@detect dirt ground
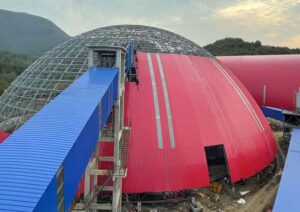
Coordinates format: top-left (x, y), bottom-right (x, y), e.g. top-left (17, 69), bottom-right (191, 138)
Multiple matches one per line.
top-left (124, 166), bottom-right (282, 212)
top-left (188, 165), bottom-right (280, 212)
top-left (223, 175), bottom-right (280, 212)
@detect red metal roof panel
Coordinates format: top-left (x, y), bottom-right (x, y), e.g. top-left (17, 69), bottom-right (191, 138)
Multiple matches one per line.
top-left (218, 55), bottom-right (300, 110)
top-left (121, 52), bottom-right (276, 193)
top-left (0, 131), bottom-right (9, 144)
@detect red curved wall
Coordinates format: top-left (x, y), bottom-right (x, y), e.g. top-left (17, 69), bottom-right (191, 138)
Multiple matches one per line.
top-left (217, 55), bottom-right (300, 110)
top-left (120, 52), bottom-right (276, 193)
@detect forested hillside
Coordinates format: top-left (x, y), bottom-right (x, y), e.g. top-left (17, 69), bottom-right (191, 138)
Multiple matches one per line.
top-left (0, 9), bottom-right (70, 95)
top-left (204, 38), bottom-right (300, 56)
top-left (0, 51), bottom-right (32, 94)
top-left (0, 9), bottom-right (70, 56)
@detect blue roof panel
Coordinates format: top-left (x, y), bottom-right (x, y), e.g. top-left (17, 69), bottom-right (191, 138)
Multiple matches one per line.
top-left (273, 129), bottom-right (300, 211)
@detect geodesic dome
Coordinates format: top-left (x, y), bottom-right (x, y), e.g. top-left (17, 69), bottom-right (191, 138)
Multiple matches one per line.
top-left (0, 25), bottom-right (211, 131)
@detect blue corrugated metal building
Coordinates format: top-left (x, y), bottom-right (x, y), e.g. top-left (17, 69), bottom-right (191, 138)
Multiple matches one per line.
top-left (0, 67), bottom-right (118, 211)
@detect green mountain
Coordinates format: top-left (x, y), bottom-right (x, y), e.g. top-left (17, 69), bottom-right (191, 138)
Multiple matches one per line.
top-left (204, 38), bottom-right (300, 56)
top-left (0, 9), bottom-right (70, 57)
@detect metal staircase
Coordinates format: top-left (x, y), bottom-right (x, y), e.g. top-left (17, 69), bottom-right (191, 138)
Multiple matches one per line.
top-left (121, 126), bottom-right (131, 170)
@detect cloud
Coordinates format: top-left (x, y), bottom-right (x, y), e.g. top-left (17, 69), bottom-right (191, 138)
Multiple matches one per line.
top-left (282, 34), bottom-right (300, 48)
top-left (265, 32), bottom-right (278, 38)
top-left (0, 0), bottom-right (299, 48)
top-left (33, 0), bottom-right (190, 36)
top-left (216, 0), bottom-right (300, 27)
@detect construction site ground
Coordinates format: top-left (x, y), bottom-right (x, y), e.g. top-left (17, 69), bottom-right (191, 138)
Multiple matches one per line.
top-left (123, 121), bottom-right (288, 212)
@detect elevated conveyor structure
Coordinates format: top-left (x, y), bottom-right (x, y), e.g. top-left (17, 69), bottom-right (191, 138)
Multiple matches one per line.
top-left (0, 67), bottom-right (119, 211)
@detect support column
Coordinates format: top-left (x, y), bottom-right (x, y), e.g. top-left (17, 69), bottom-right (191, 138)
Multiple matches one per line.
top-left (112, 48), bottom-right (125, 212)
top-left (263, 84), bottom-right (267, 106)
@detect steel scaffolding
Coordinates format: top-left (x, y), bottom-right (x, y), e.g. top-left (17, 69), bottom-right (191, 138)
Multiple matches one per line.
top-left (72, 46), bottom-right (128, 212)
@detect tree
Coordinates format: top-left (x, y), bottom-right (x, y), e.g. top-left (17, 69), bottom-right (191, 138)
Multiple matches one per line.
top-left (0, 51), bottom-right (32, 94)
top-left (204, 38), bottom-right (300, 56)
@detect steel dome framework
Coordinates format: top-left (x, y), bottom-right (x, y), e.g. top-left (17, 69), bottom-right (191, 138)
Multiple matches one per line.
top-left (0, 25), bottom-right (211, 131)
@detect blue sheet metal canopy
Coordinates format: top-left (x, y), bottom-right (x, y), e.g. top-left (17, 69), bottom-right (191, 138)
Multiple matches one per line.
top-left (0, 67), bottom-right (118, 211)
top-left (261, 106), bottom-right (284, 121)
top-left (273, 129), bottom-right (300, 211)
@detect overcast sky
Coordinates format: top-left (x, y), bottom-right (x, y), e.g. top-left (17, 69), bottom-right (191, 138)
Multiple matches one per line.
top-left (0, 0), bottom-right (299, 48)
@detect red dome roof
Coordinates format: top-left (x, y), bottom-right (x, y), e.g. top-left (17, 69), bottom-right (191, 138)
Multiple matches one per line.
top-left (119, 52), bottom-right (276, 193)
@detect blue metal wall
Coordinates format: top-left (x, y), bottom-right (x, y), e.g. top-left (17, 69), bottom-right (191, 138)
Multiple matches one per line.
top-left (0, 67), bottom-right (118, 211)
top-left (34, 177), bottom-right (58, 212)
top-left (125, 44), bottom-right (134, 74)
